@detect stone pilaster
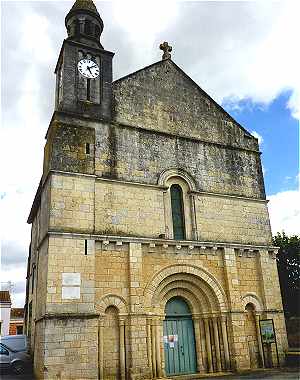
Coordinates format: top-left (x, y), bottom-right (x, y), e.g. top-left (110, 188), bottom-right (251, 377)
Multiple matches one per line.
top-left (223, 247), bottom-right (250, 370)
top-left (128, 243), bottom-right (151, 379)
top-left (257, 249), bottom-right (288, 365)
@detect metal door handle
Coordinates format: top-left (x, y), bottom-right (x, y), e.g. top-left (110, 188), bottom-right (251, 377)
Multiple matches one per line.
top-left (180, 345), bottom-right (184, 355)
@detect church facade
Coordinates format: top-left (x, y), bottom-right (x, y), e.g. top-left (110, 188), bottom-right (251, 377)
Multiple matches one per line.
top-left (25, 1), bottom-right (288, 379)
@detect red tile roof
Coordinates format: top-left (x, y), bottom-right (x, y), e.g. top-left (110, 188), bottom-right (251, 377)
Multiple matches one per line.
top-left (0, 291), bottom-right (11, 304)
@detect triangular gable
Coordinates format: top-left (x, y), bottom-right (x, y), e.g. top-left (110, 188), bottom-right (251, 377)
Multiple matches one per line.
top-left (113, 59), bottom-right (258, 151)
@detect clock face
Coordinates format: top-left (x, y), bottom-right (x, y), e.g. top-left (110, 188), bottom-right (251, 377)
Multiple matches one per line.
top-left (77, 59), bottom-right (100, 79)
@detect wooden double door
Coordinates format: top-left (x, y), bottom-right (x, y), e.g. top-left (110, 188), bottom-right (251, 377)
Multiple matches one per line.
top-left (163, 297), bottom-right (197, 376)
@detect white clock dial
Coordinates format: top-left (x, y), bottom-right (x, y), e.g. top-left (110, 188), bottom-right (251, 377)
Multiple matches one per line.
top-left (77, 59), bottom-right (100, 79)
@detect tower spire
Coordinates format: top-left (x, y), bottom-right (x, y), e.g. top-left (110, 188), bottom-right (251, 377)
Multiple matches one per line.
top-left (65, 0), bottom-right (104, 49)
top-left (70, 0), bottom-right (99, 15)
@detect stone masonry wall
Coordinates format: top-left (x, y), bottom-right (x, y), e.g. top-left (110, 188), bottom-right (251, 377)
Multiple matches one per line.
top-left (113, 60), bottom-right (258, 152)
top-left (95, 242), bottom-right (129, 302)
top-left (95, 181), bottom-right (165, 237)
top-left (42, 317), bottom-right (98, 380)
top-left (195, 195), bottom-right (272, 245)
top-left (46, 236), bottom-right (95, 315)
top-left (49, 173), bottom-right (271, 245)
top-left (50, 174), bottom-right (94, 233)
top-left (94, 123), bottom-right (265, 199)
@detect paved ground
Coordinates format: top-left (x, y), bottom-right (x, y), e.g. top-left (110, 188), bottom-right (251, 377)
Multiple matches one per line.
top-left (188, 368), bottom-right (300, 380)
top-left (0, 369), bottom-right (34, 380)
top-left (0, 368), bottom-right (299, 380)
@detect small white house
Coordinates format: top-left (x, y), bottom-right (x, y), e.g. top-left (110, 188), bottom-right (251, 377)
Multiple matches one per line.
top-left (0, 291), bottom-right (11, 336)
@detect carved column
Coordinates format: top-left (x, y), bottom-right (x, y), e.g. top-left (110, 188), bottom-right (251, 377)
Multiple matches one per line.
top-left (151, 320), bottom-right (157, 378)
top-left (119, 318), bottom-right (126, 380)
top-left (147, 317), bottom-right (153, 378)
top-left (213, 317), bottom-right (222, 372)
top-left (255, 314), bottom-right (265, 368)
top-left (220, 315), bottom-right (230, 370)
top-left (193, 317), bottom-right (205, 372)
top-left (204, 317), bottom-right (213, 373)
top-left (155, 318), bottom-right (163, 378)
top-left (162, 191), bottom-right (170, 239)
top-left (199, 318), bottom-right (208, 372)
top-left (98, 317), bottom-right (104, 380)
top-left (189, 193), bottom-right (198, 240)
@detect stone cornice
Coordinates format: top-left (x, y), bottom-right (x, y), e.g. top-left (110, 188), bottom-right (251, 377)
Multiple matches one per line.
top-left (44, 230), bottom-right (278, 253)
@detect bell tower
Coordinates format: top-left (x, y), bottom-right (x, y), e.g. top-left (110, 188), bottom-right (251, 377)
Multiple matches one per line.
top-left (55, 0), bottom-right (114, 120)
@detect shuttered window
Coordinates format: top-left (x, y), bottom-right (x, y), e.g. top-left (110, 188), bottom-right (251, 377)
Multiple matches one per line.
top-left (170, 184), bottom-right (185, 240)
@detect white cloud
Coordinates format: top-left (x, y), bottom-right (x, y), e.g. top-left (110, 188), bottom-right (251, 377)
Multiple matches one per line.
top-left (268, 190), bottom-right (300, 236)
top-left (251, 131), bottom-right (263, 146)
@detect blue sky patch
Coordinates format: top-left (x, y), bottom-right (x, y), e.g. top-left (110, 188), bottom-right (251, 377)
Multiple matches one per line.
top-left (223, 92), bottom-right (299, 196)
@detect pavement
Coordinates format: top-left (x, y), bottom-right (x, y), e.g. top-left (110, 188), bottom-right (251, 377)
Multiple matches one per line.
top-left (0, 368), bottom-right (299, 380)
top-left (186, 368), bottom-right (300, 380)
top-left (0, 369), bottom-right (34, 380)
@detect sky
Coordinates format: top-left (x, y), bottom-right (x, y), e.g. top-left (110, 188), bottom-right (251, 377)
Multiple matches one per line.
top-left (1, 0), bottom-right (299, 307)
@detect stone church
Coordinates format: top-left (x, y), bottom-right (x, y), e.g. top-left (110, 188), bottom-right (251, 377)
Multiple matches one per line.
top-left (25, 0), bottom-right (288, 379)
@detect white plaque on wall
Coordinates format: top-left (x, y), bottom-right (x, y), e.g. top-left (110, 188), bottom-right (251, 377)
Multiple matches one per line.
top-left (62, 273), bottom-right (81, 286)
top-left (62, 286), bottom-right (80, 299)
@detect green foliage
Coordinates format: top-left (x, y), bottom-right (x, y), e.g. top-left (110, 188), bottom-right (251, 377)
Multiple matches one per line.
top-left (273, 232), bottom-right (300, 317)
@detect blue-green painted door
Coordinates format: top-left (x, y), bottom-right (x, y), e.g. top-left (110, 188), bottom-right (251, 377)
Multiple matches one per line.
top-left (163, 297), bottom-right (197, 376)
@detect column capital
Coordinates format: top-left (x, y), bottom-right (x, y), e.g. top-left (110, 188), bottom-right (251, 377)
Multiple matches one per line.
top-left (255, 313), bottom-right (263, 321)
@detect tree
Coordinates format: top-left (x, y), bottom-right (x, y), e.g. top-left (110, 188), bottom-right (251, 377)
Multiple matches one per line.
top-left (273, 232), bottom-right (300, 317)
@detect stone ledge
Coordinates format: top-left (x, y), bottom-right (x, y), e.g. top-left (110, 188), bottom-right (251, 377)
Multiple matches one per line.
top-left (46, 230), bottom-right (279, 252)
top-left (35, 312), bottom-right (99, 322)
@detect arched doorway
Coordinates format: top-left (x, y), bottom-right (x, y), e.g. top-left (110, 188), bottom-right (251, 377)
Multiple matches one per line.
top-left (163, 297), bottom-right (197, 376)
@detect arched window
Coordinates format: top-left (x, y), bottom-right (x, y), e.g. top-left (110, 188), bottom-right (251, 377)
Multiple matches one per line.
top-left (74, 20), bottom-right (80, 36)
top-left (95, 25), bottom-right (101, 38)
top-left (170, 184), bottom-right (185, 240)
top-left (84, 20), bottom-right (92, 35)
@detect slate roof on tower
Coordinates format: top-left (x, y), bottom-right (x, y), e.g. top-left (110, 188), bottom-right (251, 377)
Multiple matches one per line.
top-left (70, 0), bottom-right (98, 13)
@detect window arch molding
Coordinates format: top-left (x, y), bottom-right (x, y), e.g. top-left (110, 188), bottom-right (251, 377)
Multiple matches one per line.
top-left (158, 168), bottom-right (197, 191)
top-left (158, 169), bottom-right (198, 240)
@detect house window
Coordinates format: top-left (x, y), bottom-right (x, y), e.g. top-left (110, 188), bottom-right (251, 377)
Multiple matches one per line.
top-left (170, 184), bottom-right (185, 240)
top-left (16, 325), bottom-right (23, 335)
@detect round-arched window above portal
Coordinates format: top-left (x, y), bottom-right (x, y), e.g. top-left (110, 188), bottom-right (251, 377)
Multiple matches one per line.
top-left (165, 297), bottom-right (192, 317)
top-left (170, 184), bottom-right (185, 240)
top-left (245, 303), bottom-right (255, 312)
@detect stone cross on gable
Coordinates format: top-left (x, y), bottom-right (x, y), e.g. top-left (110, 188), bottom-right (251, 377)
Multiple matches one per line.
top-left (159, 41), bottom-right (172, 60)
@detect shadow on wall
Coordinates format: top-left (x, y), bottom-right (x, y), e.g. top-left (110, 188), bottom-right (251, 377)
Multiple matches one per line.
top-left (286, 317), bottom-right (300, 348)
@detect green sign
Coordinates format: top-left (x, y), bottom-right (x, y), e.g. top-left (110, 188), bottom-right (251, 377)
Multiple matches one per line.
top-left (259, 319), bottom-right (275, 344)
